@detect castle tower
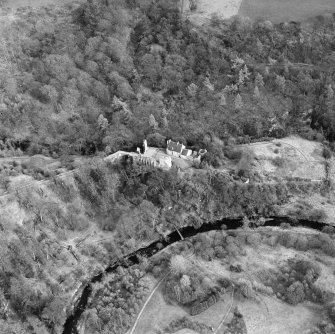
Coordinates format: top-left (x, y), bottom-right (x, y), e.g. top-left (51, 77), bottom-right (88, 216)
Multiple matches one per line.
top-left (143, 139), bottom-right (148, 153)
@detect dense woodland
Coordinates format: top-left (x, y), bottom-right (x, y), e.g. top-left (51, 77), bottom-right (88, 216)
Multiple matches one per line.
top-left (75, 159), bottom-right (327, 246)
top-left (0, 0), bottom-right (335, 160)
top-left (0, 151), bottom-right (327, 333)
top-left (0, 0), bottom-right (335, 333)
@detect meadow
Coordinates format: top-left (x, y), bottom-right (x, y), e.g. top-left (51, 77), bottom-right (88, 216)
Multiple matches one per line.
top-left (238, 0), bottom-right (335, 23)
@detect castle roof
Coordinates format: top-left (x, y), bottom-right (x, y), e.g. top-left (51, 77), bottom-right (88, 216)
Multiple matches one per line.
top-left (167, 141), bottom-right (183, 154)
top-left (181, 149), bottom-right (189, 156)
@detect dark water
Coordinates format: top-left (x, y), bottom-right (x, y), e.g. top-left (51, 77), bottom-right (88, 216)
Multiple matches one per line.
top-left (62, 216), bottom-right (328, 334)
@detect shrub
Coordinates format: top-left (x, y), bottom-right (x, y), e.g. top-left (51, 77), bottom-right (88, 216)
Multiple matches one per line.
top-left (14, 165), bottom-right (23, 173)
top-left (49, 177), bottom-right (77, 203)
top-left (323, 147), bottom-right (332, 159)
top-left (308, 209), bottom-right (327, 222)
top-left (295, 236), bottom-right (308, 251)
top-left (224, 146), bottom-right (242, 161)
top-left (322, 226), bottom-right (335, 235)
top-left (12, 160), bottom-right (20, 167)
top-left (328, 302), bottom-right (335, 324)
top-left (272, 156), bottom-right (285, 167)
top-left (246, 233), bottom-right (261, 246)
top-left (0, 175), bottom-right (10, 190)
top-left (189, 0), bottom-right (198, 11)
top-left (147, 133), bottom-right (166, 148)
top-left (67, 212), bottom-right (90, 231)
top-left (152, 265), bottom-right (164, 278)
top-left (35, 173), bottom-right (45, 180)
top-left (319, 235), bottom-right (335, 256)
top-left (280, 223), bottom-right (292, 229)
top-left (285, 281), bottom-right (305, 305)
top-left (236, 150), bottom-right (255, 178)
top-left (162, 317), bottom-right (212, 334)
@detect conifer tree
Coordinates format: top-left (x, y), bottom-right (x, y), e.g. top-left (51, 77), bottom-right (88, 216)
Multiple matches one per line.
top-left (187, 83), bottom-right (198, 97)
top-left (253, 85), bottom-right (260, 99)
top-left (220, 93), bottom-right (227, 106)
top-left (327, 84), bottom-right (334, 100)
top-left (180, 274), bottom-right (191, 288)
top-left (256, 38), bottom-right (263, 54)
top-left (234, 93), bottom-right (243, 110)
top-left (275, 75), bottom-right (286, 93)
top-left (255, 73), bottom-right (264, 87)
top-left (149, 114), bottom-right (158, 129)
top-left (98, 114), bottom-right (108, 130)
top-left (326, 84), bottom-right (334, 110)
top-left (161, 116), bottom-right (168, 129)
top-left (204, 77), bottom-right (214, 91)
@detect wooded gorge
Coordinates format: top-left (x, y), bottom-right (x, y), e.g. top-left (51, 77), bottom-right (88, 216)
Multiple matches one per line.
top-left (0, 0), bottom-right (335, 161)
top-left (0, 0), bottom-right (335, 333)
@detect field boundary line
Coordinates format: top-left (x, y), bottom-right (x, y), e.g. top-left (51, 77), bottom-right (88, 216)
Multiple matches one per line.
top-left (128, 272), bottom-right (169, 334)
top-left (214, 288), bottom-right (235, 334)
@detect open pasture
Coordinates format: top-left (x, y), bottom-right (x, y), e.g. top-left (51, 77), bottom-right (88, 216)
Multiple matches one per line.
top-left (238, 0), bottom-right (335, 23)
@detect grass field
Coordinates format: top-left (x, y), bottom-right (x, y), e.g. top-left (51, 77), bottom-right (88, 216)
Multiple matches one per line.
top-left (239, 296), bottom-right (323, 334)
top-left (200, 240), bottom-right (330, 334)
top-left (238, 136), bottom-right (326, 181)
top-left (132, 286), bottom-right (232, 334)
top-left (183, 0), bottom-right (243, 25)
top-left (130, 235), bottom-right (333, 334)
top-left (238, 0), bottom-right (335, 23)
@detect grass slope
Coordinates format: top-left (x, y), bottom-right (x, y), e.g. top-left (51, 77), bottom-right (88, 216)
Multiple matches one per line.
top-left (238, 0), bottom-right (335, 23)
top-left (184, 0), bottom-right (243, 25)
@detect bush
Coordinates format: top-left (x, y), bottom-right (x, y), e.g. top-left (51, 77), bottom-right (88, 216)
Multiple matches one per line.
top-left (67, 212), bottom-right (90, 231)
top-left (12, 160), bottom-right (20, 167)
top-left (323, 146), bottom-right (332, 159)
top-left (189, 0), bottom-right (198, 11)
top-left (224, 146), bottom-right (242, 161)
top-left (162, 317), bottom-right (212, 334)
top-left (147, 133), bottom-right (166, 148)
top-left (285, 281), bottom-right (305, 305)
top-left (322, 226), bottom-right (335, 235)
top-left (0, 175), bottom-right (10, 190)
top-left (308, 209), bottom-right (327, 222)
top-left (236, 151), bottom-right (255, 178)
top-left (202, 143), bottom-right (225, 168)
top-left (272, 156), bottom-right (285, 167)
top-left (328, 302), bottom-right (335, 324)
